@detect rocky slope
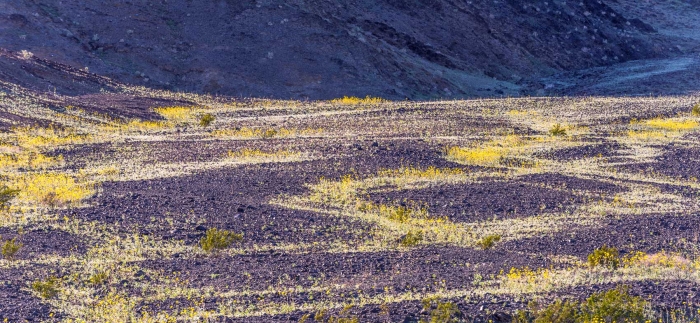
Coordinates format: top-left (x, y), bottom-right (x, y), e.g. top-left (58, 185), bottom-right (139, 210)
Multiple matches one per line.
top-left (0, 0), bottom-right (698, 99)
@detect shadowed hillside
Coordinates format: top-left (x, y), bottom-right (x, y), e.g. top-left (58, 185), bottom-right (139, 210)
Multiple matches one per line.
top-left (1, 0), bottom-right (697, 99)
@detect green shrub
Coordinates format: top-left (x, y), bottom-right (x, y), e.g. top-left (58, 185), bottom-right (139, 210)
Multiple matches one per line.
top-left (307, 311), bottom-right (358, 323)
top-left (262, 129), bottom-right (278, 139)
top-left (327, 317), bottom-right (358, 323)
top-left (422, 296), bottom-right (440, 310)
top-left (693, 103), bottom-right (700, 117)
top-left (1, 237), bottom-right (22, 260)
top-left (580, 286), bottom-right (647, 323)
top-left (476, 234), bottom-right (501, 250)
top-left (32, 276), bottom-right (60, 299)
top-left (87, 271), bottom-right (109, 285)
top-left (314, 309), bottom-right (327, 322)
top-left (499, 157), bottom-right (539, 168)
top-left (431, 302), bottom-right (461, 323)
top-left (298, 314), bottom-right (311, 323)
top-left (513, 286), bottom-right (648, 323)
top-left (588, 245), bottom-right (620, 269)
top-left (40, 191), bottom-right (60, 209)
top-left (385, 204), bottom-right (428, 223)
top-left (512, 309), bottom-right (530, 323)
top-left (200, 228), bottom-right (243, 253)
top-left (653, 308), bottom-right (700, 322)
top-left (0, 186), bottom-right (19, 210)
top-left (199, 113), bottom-right (215, 127)
top-left (533, 300), bottom-right (579, 323)
top-left (549, 124), bottom-right (567, 136)
top-left (420, 298), bottom-right (461, 323)
top-left (400, 230), bottom-right (423, 247)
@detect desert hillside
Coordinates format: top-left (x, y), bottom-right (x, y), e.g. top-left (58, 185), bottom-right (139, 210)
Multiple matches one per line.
top-left (2, 0), bottom-right (699, 99)
top-left (1, 1), bottom-right (700, 322)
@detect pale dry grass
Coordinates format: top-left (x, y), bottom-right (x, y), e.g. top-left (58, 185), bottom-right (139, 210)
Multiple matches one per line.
top-left (491, 254), bottom-right (700, 295)
top-left (644, 118), bottom-right (699, 131)
top-left (9, 172), bottom-right (95, 208)
top-left (153, 106), bottom-right (202, 124)
top-left (0, 151), bottom-right (63, 171)
top-left (227, 148), bottom-right (302, 163)
top-left (211, 127), bottom-right (323, 139)
top-left (329, 96), bottom-right (388, 105)
top-left (276, 166), bottom-right (605, 249)
top-left (1, 84), bottom-right (700, 321)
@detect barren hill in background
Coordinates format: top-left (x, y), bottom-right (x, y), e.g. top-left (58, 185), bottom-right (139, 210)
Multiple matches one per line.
top-left (1, 0), bottom-right (700, 99)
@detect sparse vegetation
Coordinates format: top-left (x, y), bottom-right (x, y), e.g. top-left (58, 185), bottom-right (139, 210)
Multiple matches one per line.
top-left (381, 204), bottom-right (429, 223)
top-left (399, 230), bottom-right (423, 247)
top-left (626, 129), bottom-right (667, 141)
top-left (588, 245), bottom-right (621, 270)
top-left (87, 271), bottom-right (109, 285)
top-left (0, 186), bottom-right (19, 210)
top-left (549, 123), bottom-right (567, 136)
top-left (314, 309), bottom-right (327, 321)
top-left (476, 234), bottom-right (501, 250)
top-left (1, 79), bottom-right (700, 321)
top-left (262, 128), bottom-right (278, 139)
top-left (693, 103), bottom-right (700, 117)
top-left (515, 286), bottom-right (648, 323)
top-left (227, 148), bottom-right (301, 161)
top-left (446, 135), bottom-right (536, 167)
top-left (447, 146), bottom-right (504, 166)
top-left (513, 299), bottom-right (580, 323)
top-left (327, 316), bottom-right (358, 323)
top-left (0, 152), bottom-right (62, 171)
top-left (19, 50), bottom-right (34, 60)
top-left (199, 113), bottom-right (215, 127)
top-left (580, 286), bottom-right (647, 323)
top-left (154, 106), bottom-right (201, 124)
top-left (1, 237), bottom-right (22, 260)
top-left (41, 191), bottom-right (60, 209)
top-left (308, 308), bottom-right (358, 323)
top-left (200, 228), bottom-right (243, 253)
top-left (13, 173), bottom-right (94, 207)
top-left (330, 96), bottom-right (387, 105)
top-left (212, 127), bottom-right (322, 139)
top-left (13, 125), bottom-right (93, 148)
top-left (32, 276), bottom-right (60, 299)
top-left (644, 117), bottom-right (699, 131)
top-left (420, 298), bottom-right (461, 323)
top-left (121, 119), bottom-right (170, 132)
